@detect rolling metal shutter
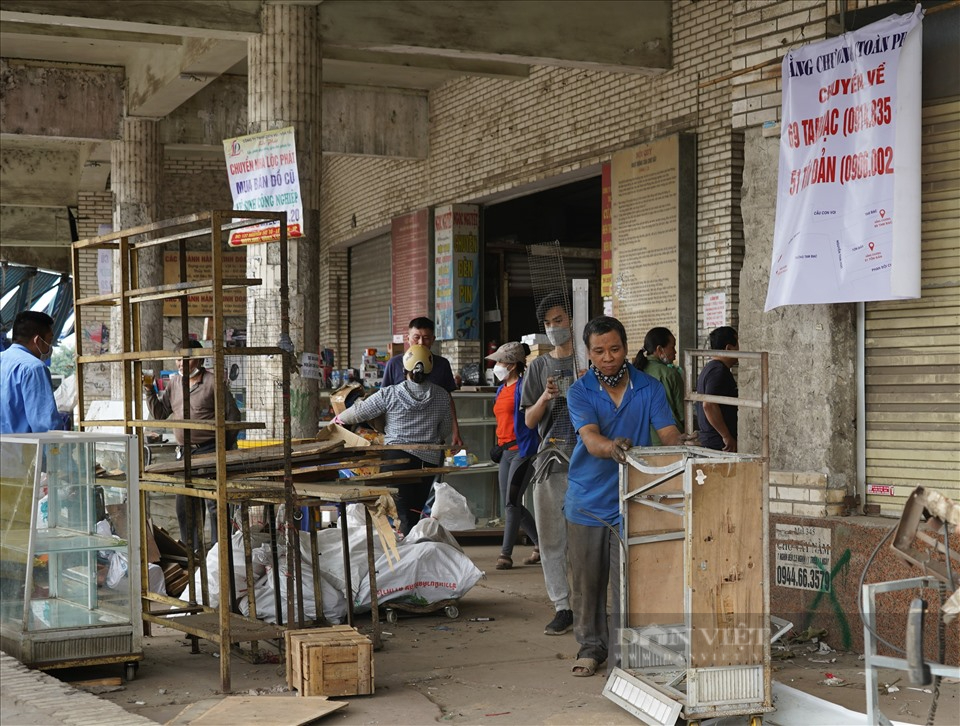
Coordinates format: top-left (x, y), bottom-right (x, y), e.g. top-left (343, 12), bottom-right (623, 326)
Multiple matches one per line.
top-left (863, 98), bottom-right (960, 515)
top-left (348, 234), bottom-right (392, 371)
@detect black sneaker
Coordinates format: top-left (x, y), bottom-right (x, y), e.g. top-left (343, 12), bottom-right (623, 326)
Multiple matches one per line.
top-left (544, 608), bottom-right (573, 635)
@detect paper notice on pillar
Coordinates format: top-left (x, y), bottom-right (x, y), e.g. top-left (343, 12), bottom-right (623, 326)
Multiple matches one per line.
top-left (300, 352), bottom-right (320, 380)
top-left (765, 7), bottom-right (922, 311)
top-left (223, 126), bottom-right (304, 245)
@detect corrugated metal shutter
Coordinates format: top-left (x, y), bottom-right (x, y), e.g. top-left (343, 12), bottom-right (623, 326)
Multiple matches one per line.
top-left (863, 98), bottom-right (960, 515)
top-left (349, 234), bottom-right (392, 370)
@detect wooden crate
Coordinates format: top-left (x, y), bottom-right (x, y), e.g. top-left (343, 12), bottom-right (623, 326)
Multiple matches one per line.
top-left (285, 626), bottom-right (374, 697)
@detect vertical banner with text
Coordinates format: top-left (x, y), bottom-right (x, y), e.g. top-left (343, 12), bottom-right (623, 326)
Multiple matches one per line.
top-left (434, 204), bottom-right (480, 341)
top-left (611, 135), bottom-right (696, 355)
top-left (223, 126), bottom-right (304, 245)
top-left (601, 163), bottom-right (613, 298)
top-left (765, 7), bottom-right (923, 310)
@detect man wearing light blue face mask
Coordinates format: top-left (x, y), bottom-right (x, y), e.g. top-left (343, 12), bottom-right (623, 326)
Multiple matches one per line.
top-left (519, 291), bottom-right (578, 637)
top-left (0, 310), bottom-right (63, 434)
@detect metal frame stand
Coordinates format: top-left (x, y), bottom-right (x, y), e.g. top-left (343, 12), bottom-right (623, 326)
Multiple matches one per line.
top-left (861, 576), bottom-right (960, 726)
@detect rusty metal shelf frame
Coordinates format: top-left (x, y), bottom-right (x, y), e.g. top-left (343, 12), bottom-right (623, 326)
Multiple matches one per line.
top-left (72, 210), bottom-right (294, 692)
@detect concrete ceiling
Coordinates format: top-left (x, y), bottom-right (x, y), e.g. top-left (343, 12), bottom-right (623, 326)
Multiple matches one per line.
top-left (0, 0), bottom-right (671, 259)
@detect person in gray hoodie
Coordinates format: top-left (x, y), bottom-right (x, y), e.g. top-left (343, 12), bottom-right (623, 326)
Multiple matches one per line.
top-left (335, 344), bottom-right (452, 535)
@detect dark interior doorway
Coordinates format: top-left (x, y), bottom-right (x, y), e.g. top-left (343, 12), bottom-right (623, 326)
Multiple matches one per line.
top-left (482, 176), bottom-right (602, 351)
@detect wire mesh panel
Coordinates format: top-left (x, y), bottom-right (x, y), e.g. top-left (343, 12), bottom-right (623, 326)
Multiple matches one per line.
top-left (526, 240), bottom-right (580, 451)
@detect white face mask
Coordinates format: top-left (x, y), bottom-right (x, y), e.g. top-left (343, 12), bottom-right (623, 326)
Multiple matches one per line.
top-left (493, 364), bottom-right (511, 381)
top-left (545, 326), bottom-right (571, 346)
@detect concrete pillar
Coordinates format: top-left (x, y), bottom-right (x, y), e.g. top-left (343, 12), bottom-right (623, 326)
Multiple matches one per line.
top-left (111, 117), bottom-right (163, 390)
top-left (247, 2), bottom-right (321, 438)
top-left (738, 127), bottom-right (856, 492)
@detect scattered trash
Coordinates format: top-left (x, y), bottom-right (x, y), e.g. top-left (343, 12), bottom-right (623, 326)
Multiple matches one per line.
top-left (469, 617), bottom-right (495, 622)
top-left (886, 685), bottom-right (900, 694)
top-left (789, 627), bottom-right (828, 644)
top-left (820, 673), bottom-right (846, 686)
top-left (433, 625), bottom-right (452, 631)
top-left (135, 701), bottom-right (146, 705)
top-left (816, 641), bottom-right (834, 653)
top-left (484, 713), bottom-right (510, 717)
top-left (158, 688), bottom-right (167, 695)
top-left (809, 658), bottom-right (836, 663)
top-left (906, 687), bottom-right (932, 693)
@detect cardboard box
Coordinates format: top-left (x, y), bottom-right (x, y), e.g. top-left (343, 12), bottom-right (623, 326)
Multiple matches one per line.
top-left (316, 423), bottom-right (371, 448)
top-left (286, 626), bottom-right (374, 697)
top-left (330, 383), bottom-right (364, 415)
top-left (526, 343), bottom-right (554, 361)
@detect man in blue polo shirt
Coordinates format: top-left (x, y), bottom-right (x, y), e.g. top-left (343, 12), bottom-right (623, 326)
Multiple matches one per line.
top-left (564, 315), bottom-right (681, 678)
top-left (0, 310), bottom-right (64, 434)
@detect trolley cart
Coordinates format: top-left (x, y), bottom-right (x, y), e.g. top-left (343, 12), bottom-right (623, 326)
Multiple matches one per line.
top-left (381, 597), bottom-right (460, 624)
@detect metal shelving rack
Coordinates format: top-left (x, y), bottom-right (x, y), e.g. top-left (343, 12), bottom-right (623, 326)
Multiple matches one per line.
top-left (71, 210), bottom-right (295, 691)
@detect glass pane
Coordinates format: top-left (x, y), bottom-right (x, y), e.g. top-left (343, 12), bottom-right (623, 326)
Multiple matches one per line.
top-left (0, 441), bottom-right (39, 627)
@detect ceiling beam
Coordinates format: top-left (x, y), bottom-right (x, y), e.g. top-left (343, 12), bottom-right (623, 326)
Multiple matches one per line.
top-left (0, 0), bottom-right (262, 40)
top-left (126, 37), bottom-right (248, 118)
top-left (0, 59), bottom-right (123, 140)
top-left (0, 204), bottom-right (74, 247)
top-left (321, 0), bottom-right (671, 74)
top-left (0, 139), bottom-right (94, 206)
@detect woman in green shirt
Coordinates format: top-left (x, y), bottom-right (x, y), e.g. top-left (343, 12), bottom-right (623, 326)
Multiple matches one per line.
top-left (632, 327), bottom-right (684, 445)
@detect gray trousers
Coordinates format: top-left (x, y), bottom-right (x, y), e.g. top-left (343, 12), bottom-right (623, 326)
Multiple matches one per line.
top-left (567, 520), bottom-right (621, 666)
top-left (531, 465), bottom-right (571, 612)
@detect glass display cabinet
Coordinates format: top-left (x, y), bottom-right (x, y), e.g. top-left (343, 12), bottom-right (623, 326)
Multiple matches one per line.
top-left (0, 432), bottom-right (142, 679)
top-left (448, 391), bottom-right (502, 531)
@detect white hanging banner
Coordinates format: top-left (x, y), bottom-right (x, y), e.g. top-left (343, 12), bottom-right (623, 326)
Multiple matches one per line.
top-left (223, 126), bottom-right (304, 246)
top-left (765, 7), bottom-right (923, 311)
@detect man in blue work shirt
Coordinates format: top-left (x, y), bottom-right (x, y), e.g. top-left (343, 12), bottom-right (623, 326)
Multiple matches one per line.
top-left (0, 311), bottom-right (64, 434)
top-left (564, 315), bottom-right (681, 678)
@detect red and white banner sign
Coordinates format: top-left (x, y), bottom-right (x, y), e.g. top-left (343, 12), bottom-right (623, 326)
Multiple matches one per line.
top-left (765, 7), bottom-right (923, 310)
top-left (223, 126), bottom-right (304, 245)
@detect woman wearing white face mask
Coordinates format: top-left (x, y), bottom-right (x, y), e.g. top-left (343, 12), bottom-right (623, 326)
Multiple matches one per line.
top-left (632, 327), bottom-right (684, 445)
top-left (486, 341), bottom-right (540, 570)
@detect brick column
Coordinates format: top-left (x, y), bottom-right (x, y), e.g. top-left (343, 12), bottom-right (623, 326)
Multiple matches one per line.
top-left (247, 2), bottom-right (321, 438)
top-left (111, 117), bottom-right (162, 391)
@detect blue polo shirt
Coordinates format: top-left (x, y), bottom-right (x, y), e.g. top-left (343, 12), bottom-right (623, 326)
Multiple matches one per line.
top-left (565, 364), bottom-right (675, 526)
top-left (0, 343), bottom-right (63, 434)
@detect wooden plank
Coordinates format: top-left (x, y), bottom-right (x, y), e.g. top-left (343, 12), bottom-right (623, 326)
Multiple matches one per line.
top-left (624, 453), bottom-right (685, 627)
top-left (184, 696), bottom-right (346, 725)
top-left (688, 460), bottom-right (764, 669)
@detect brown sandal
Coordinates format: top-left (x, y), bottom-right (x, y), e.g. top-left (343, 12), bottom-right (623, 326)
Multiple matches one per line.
top-left (496, 555), bottom-right (513, 570)
top-left (523, 548), bottom-right (541, 565)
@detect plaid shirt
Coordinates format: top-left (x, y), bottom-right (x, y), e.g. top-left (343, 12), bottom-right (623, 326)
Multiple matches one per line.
top-left (339, 380), bottom-right (452, 464)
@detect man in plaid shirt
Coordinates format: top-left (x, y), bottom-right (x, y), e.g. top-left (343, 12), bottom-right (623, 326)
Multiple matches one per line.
top-left (336, 345), bottom-right (452, 534)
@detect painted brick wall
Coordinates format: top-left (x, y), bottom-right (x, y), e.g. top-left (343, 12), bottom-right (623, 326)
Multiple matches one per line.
top-left (161, 155), bottom-right (233, 218)
top-left (320, 0), bottom-right (744, 335)
top-left (730, 0), bottom-right (891, 131)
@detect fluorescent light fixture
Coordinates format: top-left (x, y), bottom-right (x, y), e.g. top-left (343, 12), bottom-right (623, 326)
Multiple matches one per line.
top-left (603, 667), bottom-right (681, 726)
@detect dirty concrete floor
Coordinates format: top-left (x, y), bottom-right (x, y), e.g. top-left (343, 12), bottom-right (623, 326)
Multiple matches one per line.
top-left (37, 536), bottom-right (958, 726)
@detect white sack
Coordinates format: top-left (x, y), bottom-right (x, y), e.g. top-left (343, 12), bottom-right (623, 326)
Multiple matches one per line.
top-left (352, 541), bottom-right (483, 611)
top-left (429, 482), bottom-right (476, 532)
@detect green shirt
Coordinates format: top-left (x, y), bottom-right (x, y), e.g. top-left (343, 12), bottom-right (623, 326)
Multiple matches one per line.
top-left (639, 356), bottom-right (684, 445)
